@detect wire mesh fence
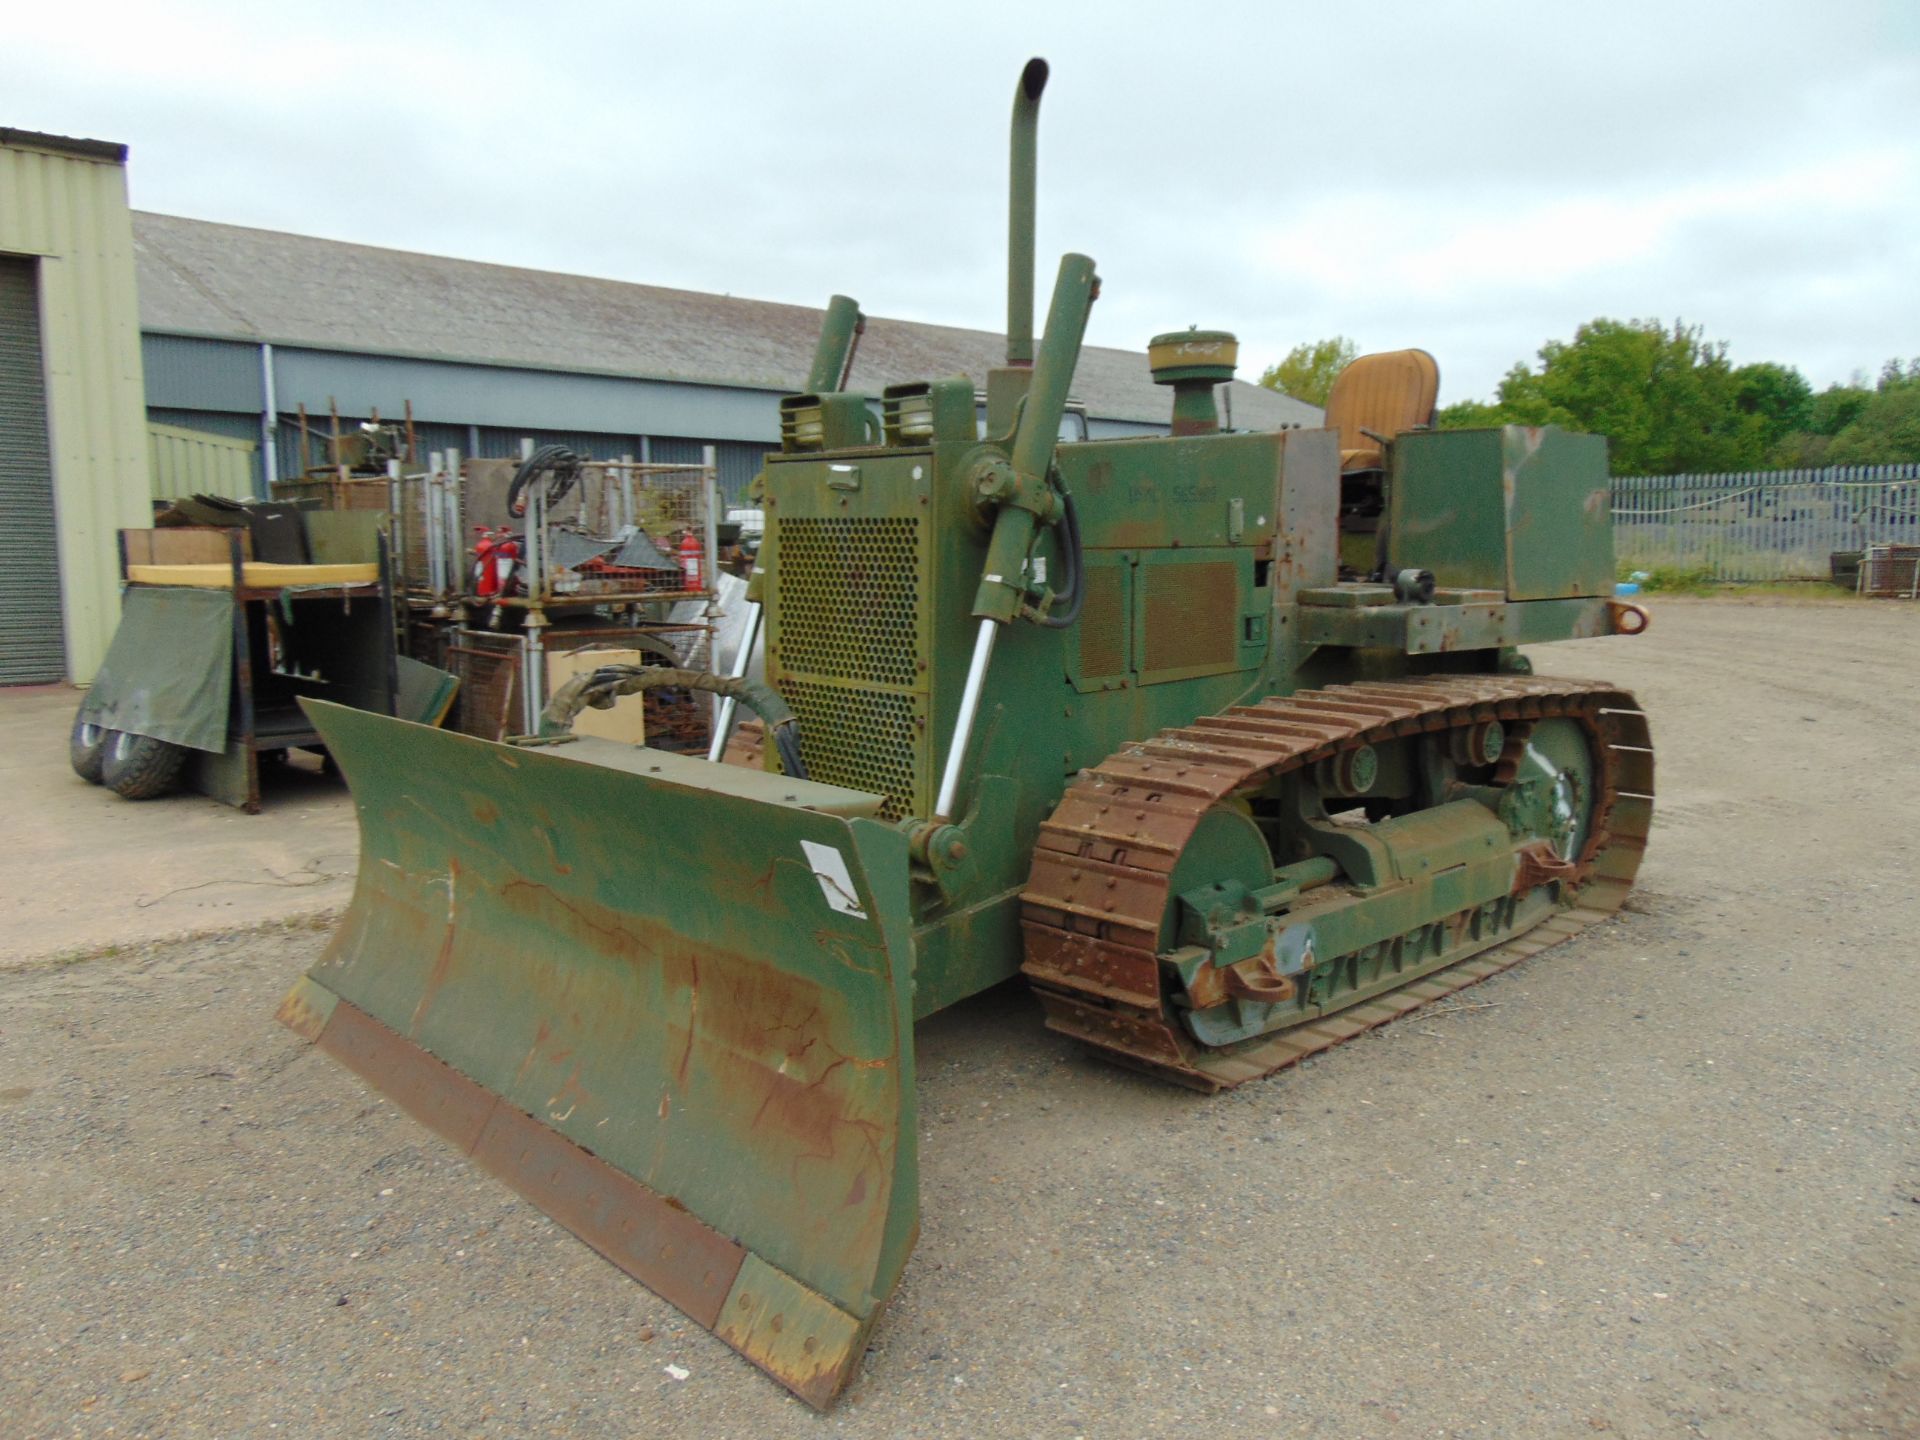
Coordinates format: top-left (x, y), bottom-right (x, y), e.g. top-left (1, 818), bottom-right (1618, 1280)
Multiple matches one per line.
top-left (1611, 465), bottom-right (1920, 581)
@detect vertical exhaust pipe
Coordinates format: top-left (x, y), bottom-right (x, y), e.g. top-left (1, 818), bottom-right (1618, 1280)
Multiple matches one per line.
top-left (986, 58), bottom-right (1049, 436)
top-left (1006, 57), bottom-right (1048, 367)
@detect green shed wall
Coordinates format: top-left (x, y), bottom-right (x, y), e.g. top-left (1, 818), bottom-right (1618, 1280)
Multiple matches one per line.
top-left (0, 133), bottom-right (151, 683)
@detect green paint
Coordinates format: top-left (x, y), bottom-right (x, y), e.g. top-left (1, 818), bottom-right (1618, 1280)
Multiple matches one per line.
top-left (298, 700), bottom-right (919, 1324)
top-left (281, 56), bottom-right (1651, 1408)
top-left (1388, 426), bottom-right (1615, 599)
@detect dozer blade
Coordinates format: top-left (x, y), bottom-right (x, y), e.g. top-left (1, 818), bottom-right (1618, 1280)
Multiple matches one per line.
top-left (277, 700), bottom-right (918, 1408)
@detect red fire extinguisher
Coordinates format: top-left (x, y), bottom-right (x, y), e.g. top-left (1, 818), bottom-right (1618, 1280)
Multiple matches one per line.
top-left (471, 526), bottom-right (521, 598)
top-left (677, 530), bottom-right (704, 591)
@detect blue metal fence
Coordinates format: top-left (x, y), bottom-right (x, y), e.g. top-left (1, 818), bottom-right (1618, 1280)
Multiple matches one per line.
top-left (1611, 465), bottom-right (1920, 580)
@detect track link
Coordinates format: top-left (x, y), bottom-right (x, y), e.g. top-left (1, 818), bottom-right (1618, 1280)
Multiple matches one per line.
top-left (1019, 675), bottom-right (1654, 1091)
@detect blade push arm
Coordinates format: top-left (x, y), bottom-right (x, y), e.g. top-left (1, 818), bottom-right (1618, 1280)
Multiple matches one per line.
top-left (935, 252), bottom-right (1098, 820)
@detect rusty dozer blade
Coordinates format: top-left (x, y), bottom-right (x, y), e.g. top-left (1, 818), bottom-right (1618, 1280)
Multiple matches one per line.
top-left (277, 699), bottom-right (918, 1408)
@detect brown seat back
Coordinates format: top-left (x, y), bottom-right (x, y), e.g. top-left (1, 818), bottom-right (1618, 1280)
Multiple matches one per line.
top-left (1323, 349), bottom-right (1439, 471)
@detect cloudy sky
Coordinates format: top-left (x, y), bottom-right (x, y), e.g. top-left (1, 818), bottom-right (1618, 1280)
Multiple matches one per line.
top-left (7, 1), bottom-right (1916, 404)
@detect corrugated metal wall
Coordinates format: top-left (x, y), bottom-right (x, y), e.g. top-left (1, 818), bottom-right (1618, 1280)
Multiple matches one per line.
top-left (272, 347), bottom-right (778, 443)
top-left (715, 440), bottom-right (773, 504)
top-left (0, 256), bottom-right (66, 681)
top-left (141, 333), bottom-right (262, 413)
top-left (144, 338), bottom-right (786, 506)
top-left (1, 137), bottom-right (151, 683)
top-left (150, 406), bottom-right (258, 444)
top-left (148, 422), bottom-right (257, 501)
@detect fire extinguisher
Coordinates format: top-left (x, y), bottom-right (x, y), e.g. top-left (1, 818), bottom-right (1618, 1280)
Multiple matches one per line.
top-left (677, 530), bottom-right (703, 591)
top-left (471, 527), bottom-right (521, 598)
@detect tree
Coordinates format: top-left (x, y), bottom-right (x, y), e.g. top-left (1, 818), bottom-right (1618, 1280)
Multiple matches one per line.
top-left (1776, 380), bottom-right (1877, 465)
top-left (1258, 336), bottom-right (1357, 407)
top-left (1436, 397), bottom-right (1509, 429)
top-left (1811, 382), bottom-right (1873, 437)
top-left (1824, 363), bottom-right (1920, 464)
top-left (1732, 361), bottom-right (1814, 454)
top-left (1437, 318), bottom-right (1765, 474)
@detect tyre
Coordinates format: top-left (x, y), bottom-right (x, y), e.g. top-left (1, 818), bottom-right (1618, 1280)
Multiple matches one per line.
top-left (101, 729), bottom-right (190, 800)
top-left (69, 712), bottom-right (109, 783)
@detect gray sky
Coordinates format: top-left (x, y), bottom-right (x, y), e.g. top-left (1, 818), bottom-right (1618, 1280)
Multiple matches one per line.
top-left (7, 1), bottom-right (1917, 405)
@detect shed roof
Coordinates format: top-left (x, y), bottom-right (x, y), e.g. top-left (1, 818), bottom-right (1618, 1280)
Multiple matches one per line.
top-left (132, 212), bottom-right (1321, 430)
top-left (0, 127), bottom-right (128, 164)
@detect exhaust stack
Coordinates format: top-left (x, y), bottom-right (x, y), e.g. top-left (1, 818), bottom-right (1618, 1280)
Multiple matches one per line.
top-left (985, 57), bottom-right (1049, 435)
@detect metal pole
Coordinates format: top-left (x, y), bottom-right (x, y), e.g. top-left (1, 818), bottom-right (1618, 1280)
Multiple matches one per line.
top-left (521, 437), bottom-right (541, 602)
top-left (387, 459), bottom-right (403, 588)
top-left (445, 447), bottom-right (463, 601)
top-left (701, 445), bottom-right (721, 678)
top-left (935, 619), bottom-right (998, 820)
top-left (522, 438), bottom-right (547, 732)
top-left (259, 342), bottom-right (278, 496)
top-left (426, 451), bottom-right (445, 594)
top-left (702, 444), bottom-right (720, 600)
top-left (705, 602), bottom-right (761, 763)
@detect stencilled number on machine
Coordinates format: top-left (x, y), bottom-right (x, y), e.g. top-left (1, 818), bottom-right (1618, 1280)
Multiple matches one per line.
top-left (800, 840), bottom-right (869, 919)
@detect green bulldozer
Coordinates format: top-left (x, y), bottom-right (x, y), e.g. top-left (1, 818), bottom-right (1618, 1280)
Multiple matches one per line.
top-left (278, 59), bottom-right (1653, 1407)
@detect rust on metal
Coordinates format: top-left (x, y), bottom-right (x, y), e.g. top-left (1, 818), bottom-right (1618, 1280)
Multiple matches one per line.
top-left (1020, 675), bottom-right (1655, 1090)
top-left (1218, 947), bottom-right (1299, 1004)
top-left (1608, 599), bottom-right (1652, 634)
top-left (274, 975), bottom-right (338, 1043)
top-left (1512, 840), bottom-right (1580, 893)
top-left (305, 993), bottom-right (886, 1404)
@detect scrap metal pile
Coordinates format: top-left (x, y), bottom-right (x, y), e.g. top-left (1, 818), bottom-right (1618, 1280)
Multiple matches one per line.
top-left (280, 425), bottom-right (743, 749)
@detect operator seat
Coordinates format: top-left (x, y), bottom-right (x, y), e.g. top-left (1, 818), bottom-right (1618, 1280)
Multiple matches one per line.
top-left (1323, 348), bottom-right (1438, 576)
top-left (1324, 348), bottom-right (1439, 473)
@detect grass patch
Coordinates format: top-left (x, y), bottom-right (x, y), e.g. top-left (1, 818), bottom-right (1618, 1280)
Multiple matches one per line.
top-left (1621, 563), bottom-right (1719, 593)
top-left (1617, 560), bottom-right (1863, 599)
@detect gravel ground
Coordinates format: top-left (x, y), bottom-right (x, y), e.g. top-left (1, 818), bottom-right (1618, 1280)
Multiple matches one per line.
top-left (3, 598), bottom-right (1916, 1439)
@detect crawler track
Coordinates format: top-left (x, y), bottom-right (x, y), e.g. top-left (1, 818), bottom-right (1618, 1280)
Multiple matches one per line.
top-left (1019, 675), bottom-right (1654, 1090)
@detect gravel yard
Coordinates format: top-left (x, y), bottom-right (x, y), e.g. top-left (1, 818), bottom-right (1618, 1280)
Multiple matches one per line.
top-left (3, 598), bottom-right (1916, 1439)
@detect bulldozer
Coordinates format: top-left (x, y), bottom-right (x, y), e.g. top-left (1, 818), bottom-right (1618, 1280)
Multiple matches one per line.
top-left (277, 58), bottom-right (1653, 1407)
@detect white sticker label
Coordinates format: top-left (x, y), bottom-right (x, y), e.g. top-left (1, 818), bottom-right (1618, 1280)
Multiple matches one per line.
top-left (800, 840), bottom-right (868, 919)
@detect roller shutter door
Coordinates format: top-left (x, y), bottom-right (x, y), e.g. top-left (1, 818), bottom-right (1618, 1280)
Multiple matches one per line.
top-left (0, 256), bottom-right (65, 683)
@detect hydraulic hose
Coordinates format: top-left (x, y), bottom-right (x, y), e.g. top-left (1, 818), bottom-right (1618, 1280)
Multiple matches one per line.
top-left (1032, 485), bottom-right (1084, 629)
top-left (540, 664), bottom-right (808, 779)
top-left (507, 444), bottom-right (585, 519)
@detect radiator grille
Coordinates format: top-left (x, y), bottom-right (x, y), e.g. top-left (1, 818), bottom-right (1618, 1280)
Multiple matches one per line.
top-left (773, 517), bottom-right (921, 685)
top-left (1076, 564), bottom-right (1128, 680)
top-left (1141, 560), bottom-right (1237, 675)
top-left (771, 515), bottom-right (927, 819)
top-left (779, 678), bottom-right (921, 820)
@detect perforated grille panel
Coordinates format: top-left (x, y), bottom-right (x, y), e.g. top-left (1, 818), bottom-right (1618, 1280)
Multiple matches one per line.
top-left (1141, 560), bottom-right (1237, 675)
top-left (770, 513), bottom-right (928, 820)
top-left (773, 518), bottom-right (921, 684)
top-left (1076, 564), bottom-right (1127, 681)
top-left (780, 679), bottom-right (921, 820)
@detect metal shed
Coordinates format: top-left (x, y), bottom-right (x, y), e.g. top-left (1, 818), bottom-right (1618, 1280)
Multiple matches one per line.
top-left (132, 213), bottom-right (1323, 506)
top-left (0, 129), bottom-right (152, 684)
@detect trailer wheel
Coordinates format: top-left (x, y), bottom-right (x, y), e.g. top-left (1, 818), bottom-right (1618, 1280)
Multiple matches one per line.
top-left (69, 713), bottom-right (110, 783)
top-left (102, 729), bottom-right (189, 800)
